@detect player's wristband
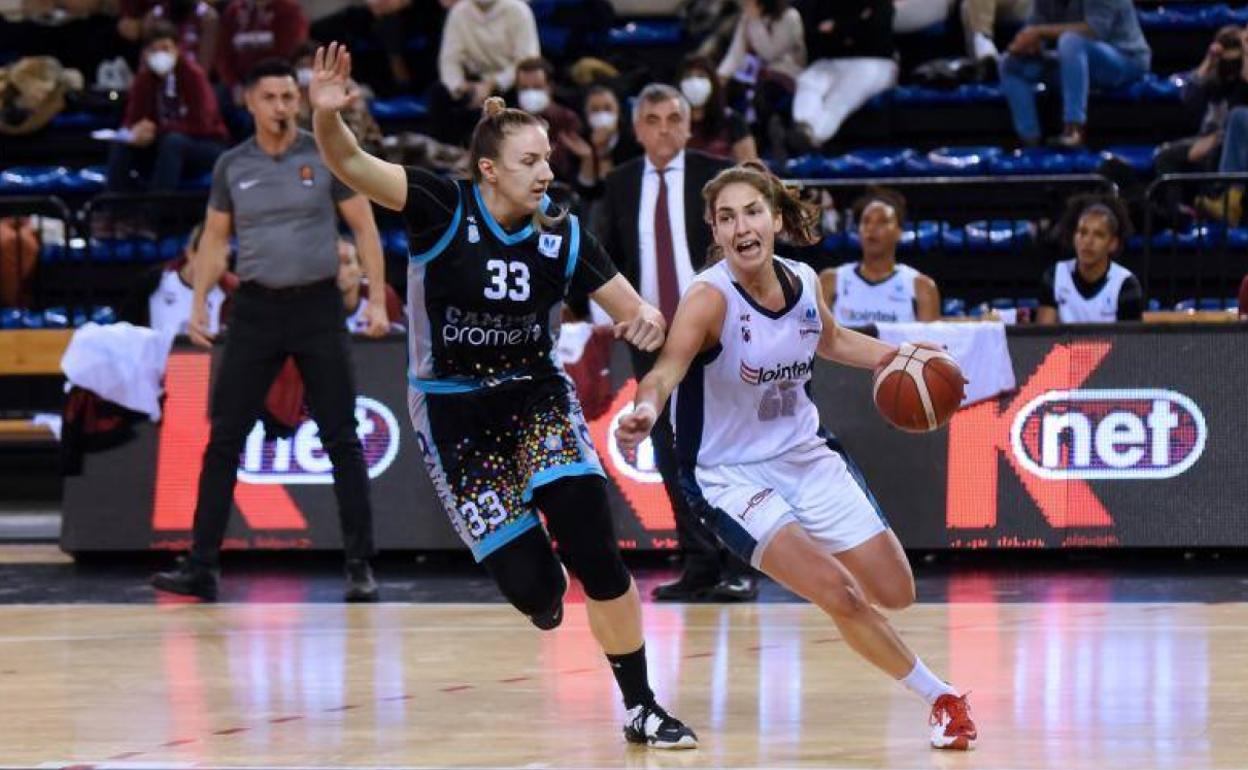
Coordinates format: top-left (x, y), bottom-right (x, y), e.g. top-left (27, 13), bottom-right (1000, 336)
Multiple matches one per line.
top-left (631, 401), bottom-right (658, 423)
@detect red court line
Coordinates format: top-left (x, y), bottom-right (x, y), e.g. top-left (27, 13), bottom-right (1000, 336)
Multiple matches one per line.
top-left (159, 738), bottom-right (196, 748)
top-left (381, 694), bottom-right (415, 701)
top-left (324, 705), bottom-right (360, 712)
top-left (498, 676), bottom-right (531, 683)
top-left (684, 652), bottom-right (713, 658)
top-left (268, 715), bottom-right (303, 724)
top-left (812, 637), bottom-right (841, 644)
top-left (440, 684), bottom-right (474, 692)
top-left (560, 667), bottom-right (596, 675)
top-left (212, 727), bottom-right (249, 736)
top-left (106, 752), bottom-right (144, 761)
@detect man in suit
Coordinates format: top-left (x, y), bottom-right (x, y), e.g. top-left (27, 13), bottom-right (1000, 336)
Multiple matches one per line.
top-left (596, 83), bottom-right (758, 602)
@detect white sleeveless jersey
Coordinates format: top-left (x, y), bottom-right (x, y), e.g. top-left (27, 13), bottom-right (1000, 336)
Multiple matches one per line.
top-left (672, 257), bottom-right (825, 469)
top-left (148, 268), bottom-right (224, 337)
top-left (1052, 259), bottom-right (1132, 323)
top-left (832, 262), bottom-right (919, 325)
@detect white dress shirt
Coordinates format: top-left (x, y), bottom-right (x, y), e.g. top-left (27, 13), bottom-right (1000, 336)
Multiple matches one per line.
top-left (638, 151), bottom-right (697, 311)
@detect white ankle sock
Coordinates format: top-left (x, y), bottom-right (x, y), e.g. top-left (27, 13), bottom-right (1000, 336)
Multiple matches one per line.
top-left (900, 657), bottom-right (958, 705)
top-left (972, 32), bottom-right (999, 61)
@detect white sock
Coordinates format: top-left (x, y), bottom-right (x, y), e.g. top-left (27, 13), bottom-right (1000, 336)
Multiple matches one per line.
top-left (900, 657), bottom-right (958, 705)
top-left (972, 32), bottom-right (999, 61)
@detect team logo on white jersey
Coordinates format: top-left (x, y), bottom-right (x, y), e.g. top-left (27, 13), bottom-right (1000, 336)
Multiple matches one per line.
top-left (739, 357), bottom-right (815, 385)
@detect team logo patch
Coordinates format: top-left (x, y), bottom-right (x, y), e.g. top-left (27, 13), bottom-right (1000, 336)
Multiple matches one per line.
top-left (298, 165), bottom-right (315, 187)
top-left (538, 233), bottom-right (563, 259)
top-left (467, 224), bottom-right (480, 243)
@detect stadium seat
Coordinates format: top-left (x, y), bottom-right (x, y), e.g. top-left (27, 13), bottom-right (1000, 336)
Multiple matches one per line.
top-left (370, 95), bottom-right (430, 121)
top-left (608, 20), bottom-right (683, 46)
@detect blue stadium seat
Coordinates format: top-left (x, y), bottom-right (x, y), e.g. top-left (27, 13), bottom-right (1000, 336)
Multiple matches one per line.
top-left (608, 20), bottom-right (683, 46)
top-left (0, 166), bottom-right (71, 194)
top-left (41, 307), bottom-right (70, 329)
top-left (1147, 298), bottom-right (1162, 312)
top-left (370, 95), bottom-right (430, 121)
top-left (924, 146), bottom-right (1003, 176)
top-left (0, 308), bottom-right (23, 329)
top-left (49, 111), bottom-right (112, 130)
top-left (539, 25), bottom-right (572, 56)
top-left (1100, 144), bottom-right (1156, 174)
top-left (1100, 73), bottom-right (1181, 103)
top-left (942, 298), bottom-right (967, 316)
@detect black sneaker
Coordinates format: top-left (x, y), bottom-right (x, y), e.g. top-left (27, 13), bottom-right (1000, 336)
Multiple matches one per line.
top-left (710, 574), bottom-right (759, 602)
top-left (650, 575), bottom-right (717, 602)
top-left (623, 700), bottom-right (698, 749)
top-left (529, 563), bottom-right (568, 630)
top-left (344, 559), bottom-right (379, 603)
top-left (152, 556), bottom-right (219, 600)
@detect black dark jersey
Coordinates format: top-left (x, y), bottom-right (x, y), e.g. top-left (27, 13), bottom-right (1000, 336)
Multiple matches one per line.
top-left (402, 169), bottom-right (617, 391)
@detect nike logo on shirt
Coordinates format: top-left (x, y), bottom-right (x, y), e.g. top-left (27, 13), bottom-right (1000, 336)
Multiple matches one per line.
top-left (238, 179), bottom-right (261, 190)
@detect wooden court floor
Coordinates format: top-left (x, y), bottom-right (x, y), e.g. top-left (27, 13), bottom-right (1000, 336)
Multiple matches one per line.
top-left (2, 601), bottom-right (1247, 769)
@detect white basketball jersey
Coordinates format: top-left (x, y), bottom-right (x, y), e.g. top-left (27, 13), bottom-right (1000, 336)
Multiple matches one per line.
top-left (148, 268), bottom-right (224, 337)
top-left (832, 262), bottom-right (919, 325)
top-left (672, 257), bottom-right (825, 469)
top-left (1052, 259), bottom-right (1132, 323)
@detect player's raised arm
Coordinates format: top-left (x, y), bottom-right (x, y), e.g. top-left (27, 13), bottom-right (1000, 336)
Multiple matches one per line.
top-left (615, 283), bottom-right (725, 452)
top-left (310, 42), bottom-right (407, 211)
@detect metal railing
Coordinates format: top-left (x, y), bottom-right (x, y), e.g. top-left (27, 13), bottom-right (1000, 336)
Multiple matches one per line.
top-left (788, 174), bottom-right (1118, 307)
top-left (1143, 172), bottom-right (1248, 309)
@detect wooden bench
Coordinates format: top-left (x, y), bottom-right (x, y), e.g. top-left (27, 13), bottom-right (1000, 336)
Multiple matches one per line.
top-left (0, 330), bottom-right (71, 445)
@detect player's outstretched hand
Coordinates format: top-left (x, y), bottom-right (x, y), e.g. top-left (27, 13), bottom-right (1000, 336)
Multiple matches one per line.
top-left (615, 402), bottom-right (657, 452)
top-left (310, 42), bottom-right (361, 114)
top-left (614, 304), bottom-right (665, 351)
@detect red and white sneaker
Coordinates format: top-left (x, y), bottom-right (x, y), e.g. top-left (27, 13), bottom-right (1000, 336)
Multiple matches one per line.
top-left (929, 693), bottom-right (977, 750)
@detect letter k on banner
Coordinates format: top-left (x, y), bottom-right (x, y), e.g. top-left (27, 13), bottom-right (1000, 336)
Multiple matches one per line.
top-left (152, 352), bottom-right (307, 532)
top-left (946, 341), bottom-right (1113, 531)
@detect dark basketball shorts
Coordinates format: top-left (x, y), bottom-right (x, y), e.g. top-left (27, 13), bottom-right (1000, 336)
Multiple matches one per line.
top-left (407, 374), bottom-right (604, 561)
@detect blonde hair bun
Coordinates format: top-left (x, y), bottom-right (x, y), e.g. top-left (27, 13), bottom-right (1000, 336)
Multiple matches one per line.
top-left (482, 96), bottom-right (507, 118)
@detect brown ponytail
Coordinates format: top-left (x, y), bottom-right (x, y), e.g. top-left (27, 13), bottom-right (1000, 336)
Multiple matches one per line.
top-left (701, 161), bottom-right (821, 262)
top-left (469, 96), bottom-right (566, 231)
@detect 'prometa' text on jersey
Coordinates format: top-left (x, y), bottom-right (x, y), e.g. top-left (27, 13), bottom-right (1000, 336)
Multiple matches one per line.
top-left (442, 305), bottom-right (543, 346)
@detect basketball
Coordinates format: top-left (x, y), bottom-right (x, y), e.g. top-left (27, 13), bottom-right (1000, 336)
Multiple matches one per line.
top-left (872, 343), bottom-right (966, 433)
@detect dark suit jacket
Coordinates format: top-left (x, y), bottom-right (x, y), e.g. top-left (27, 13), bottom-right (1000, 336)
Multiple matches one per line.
top-left (595, 149), bottom-right (732, 291)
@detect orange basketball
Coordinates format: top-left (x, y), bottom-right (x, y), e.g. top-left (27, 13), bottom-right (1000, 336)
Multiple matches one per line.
top-left (872, 343), bottom-right (965, 433)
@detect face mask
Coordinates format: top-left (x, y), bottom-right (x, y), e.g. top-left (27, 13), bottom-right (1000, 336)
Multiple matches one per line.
top-left (680, 76), bottom-right (713, 108)
top-left (518, 88), bottom-right (550, 115)
top-left (146, 51), bottom-right (176, 76)
top-left (296, 67), bottom-right (313, 88)
top-left (588, 110), bottom-right (617, 131)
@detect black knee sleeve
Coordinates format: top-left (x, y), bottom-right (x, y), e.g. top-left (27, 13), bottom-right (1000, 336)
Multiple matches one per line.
top-left (481, 526), bottom-right (566, 622)
top-left (536, 476), bottom-right (632, 601)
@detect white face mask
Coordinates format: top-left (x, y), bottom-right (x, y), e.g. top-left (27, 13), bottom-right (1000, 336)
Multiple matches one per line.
top-left (296, 67), bottom-right (313, 88)
top-left (680, 76), bottom-right (713, 108)
top-left (146, 50), bottom-right (176, 77)
top-left (472, 0), bottom-right (496, 9)
top-left (518, 88), bottom-right (550, 115)
top-left (587, 110), bottom-right (618, 131)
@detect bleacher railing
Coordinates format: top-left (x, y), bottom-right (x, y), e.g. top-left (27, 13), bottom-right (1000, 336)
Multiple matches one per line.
top-left (787, 174), bottom-right (1118, 309)
top-left (1143, 172), bottom-right (1248, 311)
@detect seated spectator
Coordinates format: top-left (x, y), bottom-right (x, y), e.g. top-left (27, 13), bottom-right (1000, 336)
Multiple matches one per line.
top-left (999, 0), bottom-right (1150, 148)
top-left (336, 238), bottom-right (404, 333)
top-left (105, 21), bottom-right (228, 196)
top-left (293, 41), bottom-right (382, 155)
top-left (117, 0), bottom-right (219, 72)
top-left (678, 54), bottom-right (757, 162)
top-left (560, 85), bottom-right (642, 200)
top-left (512, 57), bottom-right (583, 184)
top-left (1157, 27), bottom-right (1248, 218)
top-left (961, 0), bottom-right (1033, 64)
top-left (217, 0), bottom-right (308, 103)
top-left (118, 223), bottom-right (234, 336)
top-left (717, 0), bottom-right (805, 136)
top-left (1036, 194), bottom-right (1143, 323)
top-left (818, 187), bottom-right (940, 324)
top-left (789, 0), bottom-right (897, 153)
top-left (432, 0), bottom-right (539, 145)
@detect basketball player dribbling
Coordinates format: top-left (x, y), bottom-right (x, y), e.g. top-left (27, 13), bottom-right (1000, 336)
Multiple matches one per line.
top-left (615, 162), bottom-right (978, 750)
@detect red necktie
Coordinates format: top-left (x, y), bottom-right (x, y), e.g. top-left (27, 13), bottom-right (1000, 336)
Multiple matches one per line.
top-left (654, 167), bottom-right (680, 323)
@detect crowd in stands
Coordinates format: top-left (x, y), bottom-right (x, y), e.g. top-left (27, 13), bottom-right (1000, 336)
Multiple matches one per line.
top-left (2, 0), bottom-right (1248, 324)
